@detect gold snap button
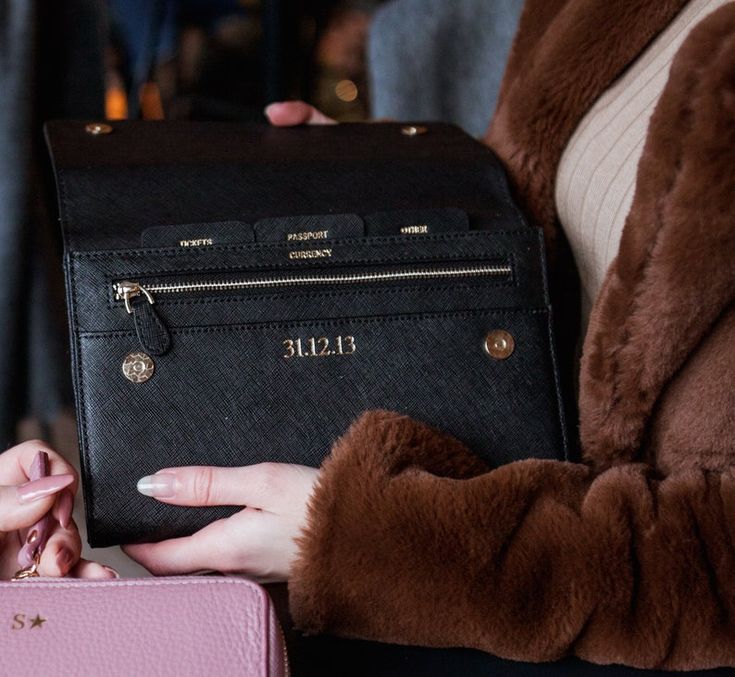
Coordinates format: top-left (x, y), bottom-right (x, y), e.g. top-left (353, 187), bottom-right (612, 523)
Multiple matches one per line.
top-left (85, 122), bottom-right (113, 136)
top-left (401, 125), bottom-right (428, 137)
top-left (484, 330), bottom-right (515, 360)
top-left (122, 352), bottom-right (155, 383)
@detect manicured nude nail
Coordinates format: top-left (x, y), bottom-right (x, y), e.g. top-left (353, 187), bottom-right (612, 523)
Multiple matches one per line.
top-left (57, 547), bottom-right (73, 571)
top-left (137, 473), bottom-right (176, 498)
top-left (56, 548), bottom-right (72, 569)
top-left (57, 489), bottom-right (74, 529)
top-left (103, 565), bottom-right (120, 579)
top-left (17, 474), bottom-right (74, 504)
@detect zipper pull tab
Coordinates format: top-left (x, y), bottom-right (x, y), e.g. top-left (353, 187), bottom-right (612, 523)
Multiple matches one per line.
top-left (115, 281), bottom-right (171, 356)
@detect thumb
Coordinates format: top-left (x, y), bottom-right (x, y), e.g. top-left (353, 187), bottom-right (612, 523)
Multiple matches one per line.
top-left (0, 474), bottom-right (74, 532)
top-left (137, 463), bottom-right (301, 510)
top-left (264, 101), bottom-right (337, 126)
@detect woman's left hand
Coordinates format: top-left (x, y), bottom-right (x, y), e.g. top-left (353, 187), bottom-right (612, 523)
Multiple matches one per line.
top-left (123, 464), bottom-right (319, 583)
top-left (0, 440), bottom-right (118, 580)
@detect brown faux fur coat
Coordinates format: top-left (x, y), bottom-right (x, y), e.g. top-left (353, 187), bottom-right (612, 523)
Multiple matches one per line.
top-left (289, 1), bottom-right (735, 670)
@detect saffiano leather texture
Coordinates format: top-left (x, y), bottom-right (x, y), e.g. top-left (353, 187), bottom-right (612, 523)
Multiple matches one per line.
top-left (45, 121), bottom-right (567, 546)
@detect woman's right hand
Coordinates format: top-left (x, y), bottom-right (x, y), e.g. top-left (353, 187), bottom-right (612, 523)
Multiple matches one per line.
top-left (0, 440), bottom-right (116, 580)
top-left (264, 101), bottom-right (337, 127)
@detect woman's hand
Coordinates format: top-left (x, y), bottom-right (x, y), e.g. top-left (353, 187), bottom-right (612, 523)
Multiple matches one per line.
top-left (124, 102), bottom-right (334, 582)
top-left (0, 440), bottom-right (117, 579)
top-left (125, 103), bottom-right (339, 582)
top-left (264, 101), bottom-right (336, 126)
top-left (123, 464), bottom-right (320, 583)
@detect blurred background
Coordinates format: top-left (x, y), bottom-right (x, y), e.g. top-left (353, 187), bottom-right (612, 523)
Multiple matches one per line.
top-left (104, 0), bottom-right (379, 123)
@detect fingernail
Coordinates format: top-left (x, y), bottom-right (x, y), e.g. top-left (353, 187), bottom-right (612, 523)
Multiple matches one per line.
top-left (137, 473), bottom-right (176, 498)
top-left (17, 474), bottom-right (74, 504)
top-left (264, 102), bottom-right (286, 116)
top-left (103, 565), bottom-right (120, 579)
top-left (57, 489), bottom-right (74, 529)
top-left (57, 547), bottom-right (73, 572)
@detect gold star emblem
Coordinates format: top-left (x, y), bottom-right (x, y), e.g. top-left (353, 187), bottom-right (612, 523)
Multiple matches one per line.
top-left (29, 614), bottom-right (46, 629)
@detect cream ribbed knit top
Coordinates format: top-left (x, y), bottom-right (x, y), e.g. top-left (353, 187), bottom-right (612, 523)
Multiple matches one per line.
top-left (555, 0), bottom-right (729, 330)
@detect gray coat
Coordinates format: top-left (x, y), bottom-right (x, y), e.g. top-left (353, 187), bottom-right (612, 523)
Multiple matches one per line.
top-left (368, 0), bottom-right (524, 137)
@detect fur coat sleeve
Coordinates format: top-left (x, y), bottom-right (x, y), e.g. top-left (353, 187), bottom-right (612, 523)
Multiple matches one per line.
top-left (288, 3), bottom-right (735, 671)
top-left (289, 411), bottom-right (735, 671)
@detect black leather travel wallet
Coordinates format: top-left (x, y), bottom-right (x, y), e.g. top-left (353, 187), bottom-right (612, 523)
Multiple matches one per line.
top-left (46, 121), bottom-right (568, 546)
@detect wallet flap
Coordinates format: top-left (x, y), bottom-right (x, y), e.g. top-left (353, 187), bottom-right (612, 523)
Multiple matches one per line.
top-left (45, 121), bottom-right (525, 252)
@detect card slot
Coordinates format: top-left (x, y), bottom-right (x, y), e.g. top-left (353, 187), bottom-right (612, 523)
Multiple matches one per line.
top-left (80, 305), bottom-right (547, 339)
top-left (141, 220), bottom-right (255, 248)
top-left (253, 213), bottom-right (364, 242)
top-left (364, 207), bottom-right (469, 235)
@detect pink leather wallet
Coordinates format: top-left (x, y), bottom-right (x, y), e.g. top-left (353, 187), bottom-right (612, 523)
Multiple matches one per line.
top-left (2, 576), bottom-right (288, 677)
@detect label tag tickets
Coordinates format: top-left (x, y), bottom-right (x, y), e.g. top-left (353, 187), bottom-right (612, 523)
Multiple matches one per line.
top-left (141, 221), bottom-right (254, 248)
top-left (254, 214), bottom-right (364, 242)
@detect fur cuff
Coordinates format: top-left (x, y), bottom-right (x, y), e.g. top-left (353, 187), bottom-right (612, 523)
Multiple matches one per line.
top-left (288, 410), bottom-right (488, 636)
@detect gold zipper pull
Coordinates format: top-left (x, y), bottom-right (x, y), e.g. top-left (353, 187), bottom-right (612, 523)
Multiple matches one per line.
top-left (116, 281), bottom-right (155, 314)
top-left (114, 281), bottom-right (171, 356)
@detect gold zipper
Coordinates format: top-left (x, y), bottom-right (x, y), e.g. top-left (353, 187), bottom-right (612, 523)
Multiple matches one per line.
top-left (114, 263), bottom-right (510, 356)
top-left (114, 263), bottom-right (511, 309)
